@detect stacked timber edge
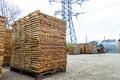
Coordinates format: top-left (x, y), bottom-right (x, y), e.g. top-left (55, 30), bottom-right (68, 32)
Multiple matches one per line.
top-left (0, 16), bottom-right (6, 80)
top-left (84, 43), bottom-right (97, 54)
top-left (3, 29), bottom-right (12, 67)
top-left (68, 44), bottom-right (80, 55)
top-left (10, 10), bottom-right (67, 80)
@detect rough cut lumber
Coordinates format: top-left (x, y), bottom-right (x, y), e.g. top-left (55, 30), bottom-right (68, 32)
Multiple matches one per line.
top-left (0, 56), bottom-right (3, 80)
top-left (10, 10), bottom-right (67, 73)
top-left (69, 43), bottom-right (98, 54)
top-left (3, 29), bottom-right (12, 66)
top-left (79, 44), bottom-right (85, 53)
top-left (69, 46), bottom-right (74, 55)
top-left (85, 43), bottom-right (97, 54)
top-left (0, 16), bottom-right (6, 80)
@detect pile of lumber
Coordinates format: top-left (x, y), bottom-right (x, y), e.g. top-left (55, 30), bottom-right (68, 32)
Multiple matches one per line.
top-left (69, 46), bottom-right (74, 55)
top-left (79, 44), bottom-right (85, 53)
top-left (85, 43), bottom-right (97, 54)
top-left (69, 44), bottom-right (80, 55)
top-left (10, 10), bottom-right (67, 73)
top-left (0, 16), bottom-right (6, 79)
top-left (69, 43), bottom-right (98, 54)
top-left (3, 29), bottom-right (12, 66)
top-left (79, 43), bottom-right (98, 54)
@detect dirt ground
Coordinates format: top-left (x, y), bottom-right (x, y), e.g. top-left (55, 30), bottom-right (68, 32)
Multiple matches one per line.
top-left (2, 53), bottom-right (120, 80)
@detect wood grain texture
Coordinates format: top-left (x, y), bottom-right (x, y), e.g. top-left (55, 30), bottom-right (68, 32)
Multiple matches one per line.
top-left (11, 10), bottom-right (67, 73)
top-left (0, 16), bottom-right (6, 80)
top-left (69, 43), bottom-right (98, 54)
top-left (3, 29), bottom-right (12, 66)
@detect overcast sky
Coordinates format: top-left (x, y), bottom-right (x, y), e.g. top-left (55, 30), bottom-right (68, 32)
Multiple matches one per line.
top-left (13, 0), bottom-right (120, 43)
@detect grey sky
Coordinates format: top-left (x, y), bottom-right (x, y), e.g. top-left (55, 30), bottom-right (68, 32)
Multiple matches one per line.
top-left (76, 0), bottom-right (120, 43)
top-left (13, 0), bottom-right (120, 43)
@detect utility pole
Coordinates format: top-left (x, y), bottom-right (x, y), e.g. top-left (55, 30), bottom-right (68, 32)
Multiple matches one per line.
top-left (85, 34), bottom-right (88, 43)
top-left (104, 36), bottom-right (106, 40)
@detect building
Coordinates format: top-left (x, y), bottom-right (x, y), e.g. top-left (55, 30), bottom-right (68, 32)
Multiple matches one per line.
top-left (101, 39), bottom-right (118, 53)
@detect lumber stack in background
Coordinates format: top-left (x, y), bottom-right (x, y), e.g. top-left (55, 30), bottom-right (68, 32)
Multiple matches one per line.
top-left (69, 43), bottom-right (98, 54)
top-left (0, 16), bottom-right (6, 80)
top-left (85, 43), bottom-right (93, 54)
top-left (69, 46), bottom-right (74, 55)
top-left (79, 44), bottom-right (85, 54)
top-left (85, 43), bottom-right (97, 54)
top-left (3, 29), bottom-right (12, 66)
top-left (10, 10), bottom-right (67, 73)
top-left (80, 43), bottom-right (97, 54)
top-left (78, 43), bottom-right (97, 54)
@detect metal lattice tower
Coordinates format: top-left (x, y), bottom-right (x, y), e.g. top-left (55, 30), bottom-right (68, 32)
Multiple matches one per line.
top-left (48, 0), bottom-right (88, 54)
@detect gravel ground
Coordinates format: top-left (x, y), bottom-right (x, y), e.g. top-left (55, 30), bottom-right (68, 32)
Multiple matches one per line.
top-left (2, 53), bottom-right (120, 80)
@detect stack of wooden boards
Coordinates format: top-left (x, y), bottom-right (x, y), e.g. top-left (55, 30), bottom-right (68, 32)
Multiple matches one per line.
top-left (79, 44), bottom-right (85, 53)
top-left (3, 29), bottom-right (12, 66)
top-left (84, 43), bottom-right (97, 54)
top-left (0, 16), bottom-right (6, 80)
top-left (10, 10), bottom-right (67, 73)
top-left (69, 43), bottom-right (98, 54)
top-left (69, 46), bottom-right (74, 55)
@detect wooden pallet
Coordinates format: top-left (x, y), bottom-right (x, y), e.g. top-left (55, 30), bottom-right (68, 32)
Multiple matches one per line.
top-left (2, 63), bottom-right (10, 67)
top-left (10, 66), bottom-right (66, 80)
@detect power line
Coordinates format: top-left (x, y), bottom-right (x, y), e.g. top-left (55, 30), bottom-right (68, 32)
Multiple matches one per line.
top-left (84, 3), bottom-right (120, 13)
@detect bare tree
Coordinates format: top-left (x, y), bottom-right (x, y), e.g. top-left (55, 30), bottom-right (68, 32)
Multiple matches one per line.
top-left (0, 0), bottom-right (21, 27)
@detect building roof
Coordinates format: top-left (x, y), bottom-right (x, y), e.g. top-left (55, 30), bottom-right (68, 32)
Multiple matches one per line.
top-left (101, 39), bottom-right (117, 43)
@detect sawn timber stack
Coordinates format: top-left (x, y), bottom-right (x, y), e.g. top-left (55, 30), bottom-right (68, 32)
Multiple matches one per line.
top-left (0, 16), bottom-right (6, 80)
top-left (10, 10), bottom-right (67, 74)
top-left (3, 29), bottom-right (12, 66)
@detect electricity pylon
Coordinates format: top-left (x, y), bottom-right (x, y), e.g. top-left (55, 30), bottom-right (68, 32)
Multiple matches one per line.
top-left (48, 0), bottom-right (88, 54)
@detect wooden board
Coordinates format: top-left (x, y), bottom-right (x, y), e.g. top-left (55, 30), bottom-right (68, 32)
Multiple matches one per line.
top-left (11, 10), bottom-right (67, 73)
top-left (0, 16), bottom-right (6, 80)
top-left (69, 47), bottom-right (74, 55)
top-left (3, 29), bottom-right (12, 66)
top-left (69, 43), bottom-right (98, 54)
top-left (79, 44), bottom-right (85, 54)
top-left (84, 43), bottom-right (97, 54)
